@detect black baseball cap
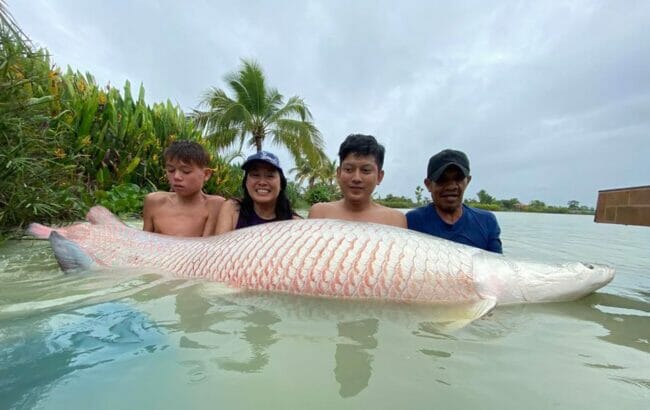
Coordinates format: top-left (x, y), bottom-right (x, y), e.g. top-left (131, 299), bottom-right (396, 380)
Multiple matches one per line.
top-left (427, 149), bottom-right (470, 181)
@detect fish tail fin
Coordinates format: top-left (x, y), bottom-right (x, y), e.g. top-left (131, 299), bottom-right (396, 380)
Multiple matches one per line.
top-left (49, 231), bottom-right (96, 272)
top-left (26, 223), bottom-right (54, 239)
top-left (87, 205), bottom-right (125, 226)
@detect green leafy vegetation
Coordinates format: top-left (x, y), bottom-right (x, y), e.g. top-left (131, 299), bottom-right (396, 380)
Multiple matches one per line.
top-left (1, 17), bottom-right (326, 238)
top-left (94, 183), bottom-right (148, 217)
top-left (375, 194), bottom-right (416, 209)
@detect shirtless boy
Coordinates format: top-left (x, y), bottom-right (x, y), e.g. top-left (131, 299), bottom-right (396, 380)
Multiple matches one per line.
top-left (142, 140), bottom-right (225, 236)
top-left (308, 134), bottom-right (407, 228)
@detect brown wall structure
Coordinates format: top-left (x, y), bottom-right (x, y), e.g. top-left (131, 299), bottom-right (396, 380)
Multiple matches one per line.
top-left (595, 185), bottom-right (650, 227)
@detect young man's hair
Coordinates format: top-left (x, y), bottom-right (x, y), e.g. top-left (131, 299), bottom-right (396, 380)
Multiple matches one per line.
top-left (238, 169), bottom-right (295, 221)
top-left (338, 134), bottom-right (385, 170)
top-left (163, 140), bottom-right (210, 167)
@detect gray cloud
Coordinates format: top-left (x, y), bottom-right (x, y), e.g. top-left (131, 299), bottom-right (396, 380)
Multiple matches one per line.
top-left (11, 0), bottom-right (650, 206)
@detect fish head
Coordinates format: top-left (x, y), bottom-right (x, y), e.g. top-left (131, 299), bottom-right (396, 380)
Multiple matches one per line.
top-left (474, 254), bottom-right (615, 305)
top-left (557, 261), bottom-right (616, 294)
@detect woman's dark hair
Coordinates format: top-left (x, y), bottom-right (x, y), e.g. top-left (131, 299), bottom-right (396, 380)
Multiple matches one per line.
top-left (238, 168), bottom-right (295, 222)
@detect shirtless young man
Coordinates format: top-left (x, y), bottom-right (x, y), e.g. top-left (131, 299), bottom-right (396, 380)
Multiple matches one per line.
top-left (142, 140), bottom-right (225, 237)
top-left (308, 134), bottom-right (407, 228)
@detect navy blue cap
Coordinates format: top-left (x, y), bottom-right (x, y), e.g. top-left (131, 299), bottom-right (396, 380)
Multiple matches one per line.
top-left (241, 151), bottom-right (283, 173)
top-left (427, 149), bottom-right (470, 181)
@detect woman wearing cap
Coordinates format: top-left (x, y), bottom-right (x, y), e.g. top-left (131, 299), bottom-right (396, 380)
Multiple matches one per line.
top-left (215, 151), bottom-right (300, 234)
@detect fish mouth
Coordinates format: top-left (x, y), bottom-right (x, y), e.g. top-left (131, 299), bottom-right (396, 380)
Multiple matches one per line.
top-left (580, 262), bottom-right (615, 286)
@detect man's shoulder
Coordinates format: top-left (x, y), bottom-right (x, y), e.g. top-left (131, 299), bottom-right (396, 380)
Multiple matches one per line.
top-left (463, 205), bottom-right (500, 228)
top-left (376, 203), bottom-right (402, 214)
top-left (406, 204), bottom-right (433, 217)
top-left (373, 204), bottom-right (407, 227)
top-left (309, 201), bottom-right (342, 217)
top-left (202, 194), bottom-right (226, 213)
top-left (464, 204), bottom-right (497, 219)
top-left (144, 191), bottom-right (173, 205)
top-left (204, 194), bottom-right (226, 205)
top-left (376, 203), bottom-right (407, 218)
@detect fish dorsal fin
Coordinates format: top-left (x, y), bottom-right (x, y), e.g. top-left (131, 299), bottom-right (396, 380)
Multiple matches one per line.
top-left (86, 206), bottom-right (125, 226)
top-left (49, 231), bottom-right (96, 272)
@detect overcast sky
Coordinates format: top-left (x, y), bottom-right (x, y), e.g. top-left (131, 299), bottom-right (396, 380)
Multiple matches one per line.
top-left (10, 0), bottom-right (650, 206)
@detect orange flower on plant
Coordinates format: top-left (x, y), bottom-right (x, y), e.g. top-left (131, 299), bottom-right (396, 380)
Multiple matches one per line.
top-left (54, 148), bottom-right (66, 159)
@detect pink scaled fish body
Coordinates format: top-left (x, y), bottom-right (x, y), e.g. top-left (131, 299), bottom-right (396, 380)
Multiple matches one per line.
top-left (28, 206), bottom-right (614, 307)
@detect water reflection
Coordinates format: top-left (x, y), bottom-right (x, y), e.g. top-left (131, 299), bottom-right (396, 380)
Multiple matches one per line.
top-left (213, 308), bottom-right (280, 373)
top-left (552, 293), bottom-right (650, 354)
top-left (465, 292), bottom-right (650, 354)
top-left (163, 287), bottom-right (485, 397)
top-left (335, 318), bottom-right (378, 397)
top-left (158, 284), bottom-right (281, 373)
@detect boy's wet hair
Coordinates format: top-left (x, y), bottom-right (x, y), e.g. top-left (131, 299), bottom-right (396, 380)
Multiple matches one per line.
top-left (163, 140), bottom-right (210, 167)
top-left (338, 134), bottom-right (385, 170)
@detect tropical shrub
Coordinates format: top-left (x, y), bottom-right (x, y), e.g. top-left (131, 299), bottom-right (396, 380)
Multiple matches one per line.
top-left (94, 183), bottom-right (148, 216)
top-left (375, 194), bottom-right (416, 209)
top-left (304, 182), bottom-right (341, 205)
top-left (0, 27), bottom-right (86, 235)
top-left (285, 181), bottom-right (309, 210)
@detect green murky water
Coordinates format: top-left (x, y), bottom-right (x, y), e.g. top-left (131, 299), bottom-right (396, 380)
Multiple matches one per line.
top-left (1, 213), bottom-right (648, 409)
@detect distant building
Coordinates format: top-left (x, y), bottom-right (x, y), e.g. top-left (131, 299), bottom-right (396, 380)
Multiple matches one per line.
top-left (595, 185), bottom-right (650, 227)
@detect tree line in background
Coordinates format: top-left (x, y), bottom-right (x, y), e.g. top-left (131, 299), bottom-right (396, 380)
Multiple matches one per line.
top-left (0, 7), bottom-right (335, 239)
top-left (373, 188), bottom-right (594, 215)
top-left (0, 6), bottom-right (593, 240)
top-left (464, 190), bottom-right (594, 215)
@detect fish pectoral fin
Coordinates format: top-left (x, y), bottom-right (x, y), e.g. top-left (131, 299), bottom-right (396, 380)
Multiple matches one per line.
top-left (466, 297), bottom-right (497, 321)
top-left (423, 297), bottom-right (497, 333)
top-left (49, 231), bottom-right (96, 273)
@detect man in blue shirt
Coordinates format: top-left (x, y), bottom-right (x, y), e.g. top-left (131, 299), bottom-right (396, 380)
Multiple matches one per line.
top-left (406, 149), bottom-right (502, 253)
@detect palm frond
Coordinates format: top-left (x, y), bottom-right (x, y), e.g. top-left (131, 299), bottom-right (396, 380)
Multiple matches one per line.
top-left (0, 0), bottom-right (29, 44)
top-left (225, 59), bottom-right (267, 114)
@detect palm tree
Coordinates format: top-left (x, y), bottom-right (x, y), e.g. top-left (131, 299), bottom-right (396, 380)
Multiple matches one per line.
top-left (290, 156), bottom-right (337, 191)
top-left (317, 158), bottom-right (337, 188)
top-left (193, 59), bottom-right (324, 164)
top-left (290, 156), bottom-right (318, 190)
